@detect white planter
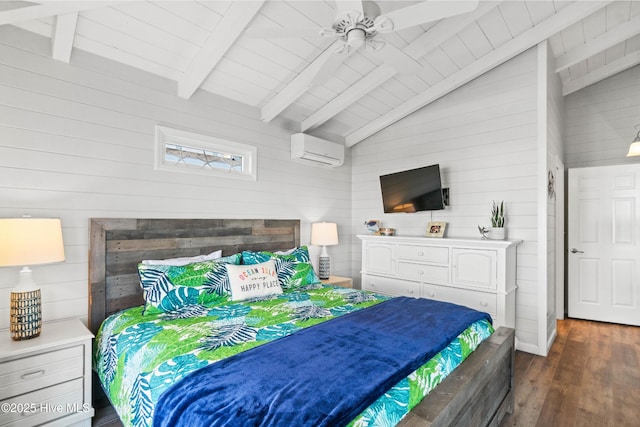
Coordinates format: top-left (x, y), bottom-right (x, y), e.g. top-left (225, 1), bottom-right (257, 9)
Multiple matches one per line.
top-left (489, 227), bottom-right (505, 240)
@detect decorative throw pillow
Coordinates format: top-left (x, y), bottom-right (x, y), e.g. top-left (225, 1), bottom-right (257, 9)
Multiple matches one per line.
top-left (141, 250), bottom-right (222, 266)
top-left (241, 246), bottom-right (320, 290)
top-left (274, 247), bottom-right (296, 255)
top-left (227, 260), bottom-right (283, 301)
top-left (138, 253), bottom-right (241, 314)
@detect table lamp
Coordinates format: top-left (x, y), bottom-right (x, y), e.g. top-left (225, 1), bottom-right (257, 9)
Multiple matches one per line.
top-left (311, 222), bottom-right (338, 280)
top-left (0, 218), bottom-right (65, 340)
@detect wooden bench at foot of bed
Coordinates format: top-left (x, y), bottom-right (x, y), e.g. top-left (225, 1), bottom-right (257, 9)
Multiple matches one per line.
top-left (399, 326), bottom-right (515, 427)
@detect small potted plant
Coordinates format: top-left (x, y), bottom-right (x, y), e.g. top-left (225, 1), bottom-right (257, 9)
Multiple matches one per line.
top-left (490, 200), bottom-right (505, 240)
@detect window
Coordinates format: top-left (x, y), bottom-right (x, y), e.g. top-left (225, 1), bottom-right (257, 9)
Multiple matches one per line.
top-left (154, 125), bottom-right (257, 181)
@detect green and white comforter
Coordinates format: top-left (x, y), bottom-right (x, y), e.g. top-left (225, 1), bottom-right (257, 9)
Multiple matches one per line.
top-left (94, 285), bottom-right (493, 427)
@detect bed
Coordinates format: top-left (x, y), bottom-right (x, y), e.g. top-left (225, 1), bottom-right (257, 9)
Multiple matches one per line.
top-left (89, 218), bottom-right (515, 427)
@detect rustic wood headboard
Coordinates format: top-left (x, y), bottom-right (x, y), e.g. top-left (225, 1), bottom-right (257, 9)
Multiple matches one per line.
top-left (88, 218), bottom-right (300, 334)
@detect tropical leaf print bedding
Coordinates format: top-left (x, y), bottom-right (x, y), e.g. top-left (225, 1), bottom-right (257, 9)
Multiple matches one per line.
top-left (94, 285), bottom-right (493, 427)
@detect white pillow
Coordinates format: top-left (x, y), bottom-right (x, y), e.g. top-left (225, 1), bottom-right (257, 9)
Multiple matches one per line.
top-left (274, 247), bottom-right (297, 255)
top-left (227, 260), bottom-right (283, 301)
top-left (141, 250), bottom-right (222, 266)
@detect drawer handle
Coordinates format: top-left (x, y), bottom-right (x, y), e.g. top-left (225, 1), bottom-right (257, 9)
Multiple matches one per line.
top-left (21, 369), bottom-right (45, 380)
top-left (480, 301), bottom-right (488, 307)
top-left (417, 270), bottom-right (424, 275)
top-left (417, 251), bottom-right (424, 256)
top-left (427, 291), bottom-right (435, 298)
top-left (408, 289), bottom-right (414, 294)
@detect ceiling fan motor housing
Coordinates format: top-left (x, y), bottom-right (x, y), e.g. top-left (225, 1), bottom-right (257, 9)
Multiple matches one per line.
top-left (333, 1), bottom-right (381, 48)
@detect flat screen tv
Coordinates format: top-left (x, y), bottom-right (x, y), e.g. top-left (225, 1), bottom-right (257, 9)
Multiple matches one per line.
top-left (379, 164), bottom-right (445, 213)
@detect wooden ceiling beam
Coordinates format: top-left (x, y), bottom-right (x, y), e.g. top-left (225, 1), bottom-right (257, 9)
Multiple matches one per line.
top-left (404, 1), bottom-right (504, 60)
top-left (292, 1), bottom-right (501, 132)
top-left (261, 39), bottom-right (344, 123)
top-left (555, 13), bottom-right (640, 73)
top-left (345, 0), bottom-right (613, 147)
top-left (51, 12), bottom-right (78, 63)
top-left (563, 50), bottom-right (640, 96)
top-left (177, 1), bottom-right (265, 99)
top-left (0, 1), bottom-right (118, 25)
top-left (301, 65), bottom-right (397, 132)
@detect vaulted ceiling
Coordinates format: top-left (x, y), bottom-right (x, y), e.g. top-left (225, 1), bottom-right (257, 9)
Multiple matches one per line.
top-left (3, 1), bottom-right (640, 146)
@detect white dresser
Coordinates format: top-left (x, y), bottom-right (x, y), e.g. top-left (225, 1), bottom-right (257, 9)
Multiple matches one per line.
top-left (0, 319), bottom-right (94, 427)
top-left (359, 235), bottom-right (520, 329)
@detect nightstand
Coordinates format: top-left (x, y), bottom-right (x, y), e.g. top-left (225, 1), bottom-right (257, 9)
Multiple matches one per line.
top-left (0, 318), bottom-right (94, 426)
top-left (321, 275), bottom-right (353, 288)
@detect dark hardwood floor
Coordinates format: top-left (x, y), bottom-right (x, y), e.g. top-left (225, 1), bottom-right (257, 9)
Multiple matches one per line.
top-left (501, 318), bottom-right (640, 427)
top-left (93, 318), bottom-right (640, 427)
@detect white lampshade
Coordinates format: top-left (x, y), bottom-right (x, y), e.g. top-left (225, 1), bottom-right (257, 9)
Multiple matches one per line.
top-left (0, 218), bottom-right (65, 340)
top-left (311, 222), bottom-right (339, 246)
top-left (0, 218), bottom-right (65, 267)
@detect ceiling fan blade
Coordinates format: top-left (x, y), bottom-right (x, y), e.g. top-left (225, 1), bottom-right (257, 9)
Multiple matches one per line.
top-left (244, 27), bottom-right (335, 39)
top-left (370, 42), bottom-right (422, 75)
top-left (334, 0), bottom-right (364, 19)
top-left (374, 0), bottom-right (479, 33)
top-left (312, 46), bottom-right (352, 86)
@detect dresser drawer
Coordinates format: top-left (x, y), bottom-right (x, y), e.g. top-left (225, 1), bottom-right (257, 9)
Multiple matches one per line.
top-left (422, 284), bottom-right (497, 318)
top-left (398, 245), bottom-right (448, 263)
top-left (0, 377), bottom-right (85, 426)
top-left (0, 345), bottom-right (83, 400)
top-left (398, 262), bottom-right (448, 284)
top-left (362, 275), bottom-right (419, 298)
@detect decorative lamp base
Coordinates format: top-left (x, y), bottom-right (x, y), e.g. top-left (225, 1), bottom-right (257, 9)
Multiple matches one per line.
top-left (318, 256), bottom-right (331, 280)
top-left (10, 289), bottom-right (42, 340)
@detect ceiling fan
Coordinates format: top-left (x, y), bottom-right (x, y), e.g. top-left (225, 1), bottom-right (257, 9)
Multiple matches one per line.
top-left (247, 1), bottom-right (479, 84)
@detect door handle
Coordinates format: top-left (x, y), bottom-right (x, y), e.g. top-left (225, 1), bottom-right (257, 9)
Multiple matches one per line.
top-left (570, 248), bottom-right (584, 254)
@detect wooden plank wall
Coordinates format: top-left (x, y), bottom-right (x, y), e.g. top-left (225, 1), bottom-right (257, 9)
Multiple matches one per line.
top-left (0, 26), bottom-right (351, 331)
top-left (543, 42), bottom-right (564, 352)
top-left (564, 64), bottom-right (640, 168)
top-left (351, 47), bottom-right (542, 353)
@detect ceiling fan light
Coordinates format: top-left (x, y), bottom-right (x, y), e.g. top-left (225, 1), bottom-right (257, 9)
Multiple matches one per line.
top-left (347, 28), bottom-right (365, 48)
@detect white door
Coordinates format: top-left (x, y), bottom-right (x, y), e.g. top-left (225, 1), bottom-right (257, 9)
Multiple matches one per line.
top-left (568, 165), bottom-right (640, 326)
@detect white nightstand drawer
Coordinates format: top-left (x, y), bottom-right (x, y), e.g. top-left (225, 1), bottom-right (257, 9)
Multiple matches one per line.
top-left (0, 377), bottom-right (85, 427)
top-left (0, 345), bottom-right (83, 400)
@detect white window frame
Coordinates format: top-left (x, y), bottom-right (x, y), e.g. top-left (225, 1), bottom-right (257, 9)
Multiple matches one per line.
top-left (154, 125), bottom-right (257, 181)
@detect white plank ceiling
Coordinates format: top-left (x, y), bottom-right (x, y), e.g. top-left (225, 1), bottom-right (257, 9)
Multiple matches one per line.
top-left (3, 0), bottom-right (639, 145)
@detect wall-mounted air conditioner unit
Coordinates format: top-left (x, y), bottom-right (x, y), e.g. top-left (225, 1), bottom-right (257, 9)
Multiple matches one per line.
top-left (291, 133), bottom-right (344, 167)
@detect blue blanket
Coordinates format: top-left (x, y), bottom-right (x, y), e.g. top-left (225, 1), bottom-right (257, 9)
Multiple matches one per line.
top-left (154, 297), bottom-right (491, 427)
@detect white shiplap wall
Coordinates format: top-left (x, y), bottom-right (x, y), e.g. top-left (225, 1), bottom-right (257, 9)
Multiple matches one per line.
top-left (351, 47), bottom-right (544, 353)
top-left (539, 41), bottom-right (564, 355)
top-left (0, 27), bottom-right (352, 331)
top-left (565, 64), bottom-right (640, 168)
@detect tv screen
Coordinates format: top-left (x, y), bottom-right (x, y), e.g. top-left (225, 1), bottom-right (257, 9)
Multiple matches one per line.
top-left (379, 164), bottom-right (445, 213)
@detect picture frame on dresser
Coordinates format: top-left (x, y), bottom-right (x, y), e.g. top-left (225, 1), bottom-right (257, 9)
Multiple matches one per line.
top-left (426, 221), bottom-right (447, 237)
